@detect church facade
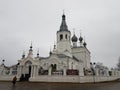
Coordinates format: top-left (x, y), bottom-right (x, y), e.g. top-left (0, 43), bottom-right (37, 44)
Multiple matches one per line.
top-left (0, 14), bottom-right (120, 83)
top-left (17, 14), bottom-right (89, 81)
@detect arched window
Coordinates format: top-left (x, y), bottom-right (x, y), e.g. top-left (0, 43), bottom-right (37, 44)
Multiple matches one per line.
top-left (60, 34), bottom-right (63, 40)
top-left (65, 34), bottom-right (67, 39)
top-left (51, 64), bottom-right (54, 68)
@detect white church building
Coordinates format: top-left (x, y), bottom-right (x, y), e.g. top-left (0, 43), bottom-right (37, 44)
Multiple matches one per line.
top-left (0, 14), bottom-right (120, 83)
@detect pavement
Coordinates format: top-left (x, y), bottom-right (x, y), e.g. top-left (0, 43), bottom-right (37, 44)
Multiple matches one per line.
top-left (0, 81), bottom-right (120, 90)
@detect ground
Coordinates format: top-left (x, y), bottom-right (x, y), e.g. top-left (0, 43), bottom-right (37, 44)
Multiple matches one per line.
top-left (0, 81), bottom-right (120, 90)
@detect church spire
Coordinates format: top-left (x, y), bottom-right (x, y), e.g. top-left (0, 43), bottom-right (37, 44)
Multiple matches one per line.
top-left (37, 49), bottom-right (39, 58)
top-left (59, 12), bottom-right (68, 31)
top-left (22, 51), bottom-right (25, 59)
top-left (29, 42), bottom-right (33, 51)
top-left (2, 59), bottom-right (5, 65)
top-left (83, 36), bottom-right (87, 48)
top-left (28, 42), bottom-right (33, 57)
top-left (79, 30), bottom-right (83, 46)
top-left (49, 46), bottom-right (52, 55)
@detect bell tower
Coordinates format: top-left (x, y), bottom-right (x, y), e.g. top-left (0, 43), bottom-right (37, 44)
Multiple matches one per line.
top-left (56, 14), bottom-right (71, 54)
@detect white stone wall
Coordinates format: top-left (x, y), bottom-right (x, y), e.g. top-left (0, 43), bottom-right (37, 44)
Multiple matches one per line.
top-left (0, 75), bottom-right (19, 81)
top-left (39, 54), bottom-right (79, 70)
top-left (0, 74), bottom-right (119, 83)
top-left (29, 76), bottom-right (120, 83)
top-left (30, 76), bottom-right (80, 83)
top-left (72, 47), bottom-right (90, 69)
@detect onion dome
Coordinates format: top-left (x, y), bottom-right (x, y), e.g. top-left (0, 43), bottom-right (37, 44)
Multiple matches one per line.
top-left (79, 36), bottom-right (83, 42)
top-left (83, 41), bottom-right (87, 47)
top-left (72, 34), bottom-right (78, 42)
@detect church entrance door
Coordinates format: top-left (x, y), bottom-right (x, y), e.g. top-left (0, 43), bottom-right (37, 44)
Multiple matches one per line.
top-left (24, 65), bottom-right (31, 81)
top-left (20, 61), bottom-right (32, 82)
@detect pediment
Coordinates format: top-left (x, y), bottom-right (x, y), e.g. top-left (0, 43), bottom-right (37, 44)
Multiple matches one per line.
top-left (20, 57), bottom-right (37, 66)
top-left (48, 55), bottom-right (60, 64)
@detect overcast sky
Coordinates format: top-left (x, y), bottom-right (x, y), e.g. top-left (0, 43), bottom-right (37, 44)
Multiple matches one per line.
top-left (0, 0), bottom-right (120, 68)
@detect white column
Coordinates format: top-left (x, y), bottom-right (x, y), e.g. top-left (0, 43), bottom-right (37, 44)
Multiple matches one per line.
top-left (9, 68), bottom-right (12, 75)
top-left (106, 70), bottom-right (109, 76)
top-left (19, 66), bottom-right (22, 76)
top-left (34, 65), bottom-right (37, 77)
top-left (21, 66), bottom-right (23, 75)
top-left (17, 66), bottom-right (20, 77)
top-left (33, 65), bottom-right (35, 77)
top-left (23, 66), bottom-right (25, 76)
top-left (35, 65), bottom-right (38, 76)
top-left (48, 66), bottom-right (51, 76)
top-left (63, 67), bottom-right (66, 76)
top-left (17, 66), bottom-right (19, 76)
top-left (111, 70), bottom-right (114, 76)
top-left (115, 70), bottom-right (118, 76)
top-left (95, 68), bottom-right (99, 76)
top-left (30, 65), bottom-right (33, 77)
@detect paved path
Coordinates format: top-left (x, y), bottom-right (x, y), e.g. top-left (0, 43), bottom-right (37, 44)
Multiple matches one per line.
top-left (0, 81), bottom-right (120, 90)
